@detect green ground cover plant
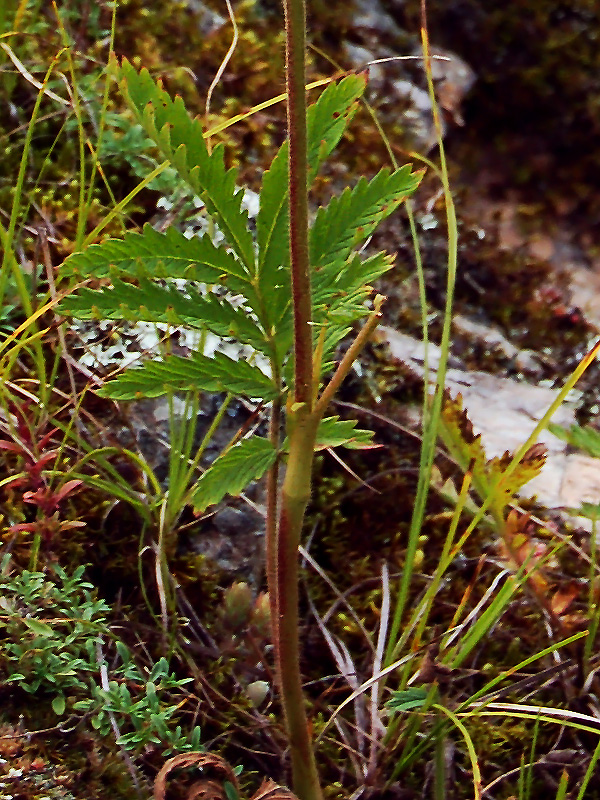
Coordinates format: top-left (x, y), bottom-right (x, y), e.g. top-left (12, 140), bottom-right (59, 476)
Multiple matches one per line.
top-left (2, 1), bottom-right (600, 799)
top-left (0, 557), bottom-right (202, 756)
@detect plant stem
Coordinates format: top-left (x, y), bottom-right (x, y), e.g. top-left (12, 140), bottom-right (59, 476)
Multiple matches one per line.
top-left (266, 396), bottom-right (281, 642)
top-left (283, 0), bottom-right (312, 409)
top-left (315, 296), bottom-right (384, 417)
top-left (385, 18), bottom-right (458, 666)
top-left (275, 4), bottom-right (395, 795)
top-left (276, 406), bottom-right (322, 800)
top-left (274, 1), bottom-right (323, 798)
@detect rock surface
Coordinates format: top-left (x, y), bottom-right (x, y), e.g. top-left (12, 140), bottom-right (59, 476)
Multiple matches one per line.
top-left (379, 326), bottom-right (600, 514)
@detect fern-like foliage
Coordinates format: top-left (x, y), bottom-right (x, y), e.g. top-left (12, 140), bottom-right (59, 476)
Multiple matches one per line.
top-left (64, 278), bottom-right (267, 353)
top-left (98, 351), bottom-right (277, 402)
top-left (313, 417), bottom-right (379, 451)
top-left (59, 63), bottom-right (423, 510)
top-left (309, 166), bottom-right (423, 273)
top-left (119, 59), bottom-right (255, 272)
top-left (191, 436), bottom-right (277, 512)
top-left (61, 225), bottom-right (250, 289)
top-left (256, 73), bottom-right (367, 343)
top-left (272, 166), bottom-right (423, 366)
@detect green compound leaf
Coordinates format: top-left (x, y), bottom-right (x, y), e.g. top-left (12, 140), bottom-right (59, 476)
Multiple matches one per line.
top-left (314, 251), bottom-right (394, 311)
top-left (281, 416), bottom-right (378, 452)
top-left (274, 250), bottom-right (395, 373)
top-left (191, 436), bottom-right (277, 513)
top-left (256, 74), bottom-right (367, 352)
top-left (306, 73), bottom-right (366, 180)
top-left (310, 165), bottom-right (424, 273)
top-left (98, 351), bottom-right (279, 401)
top-left (61, 278), bottom-right (267, 353)
top-left (61, 225), bottom-right (251, 295)
top-left (309, 251), bottom-right (395, 373)
top-left (313, 250), bottom-right (394, 341)
top-left (256, 142), bottom-right (289, 338)
top-left (119, 59), bottom-right (255, 272)
top-left (312, 251), bottom-right (394, 313)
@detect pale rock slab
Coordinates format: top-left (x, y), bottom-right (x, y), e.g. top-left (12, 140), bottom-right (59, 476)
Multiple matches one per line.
top-left (379, 327), bottom-right (600, 513)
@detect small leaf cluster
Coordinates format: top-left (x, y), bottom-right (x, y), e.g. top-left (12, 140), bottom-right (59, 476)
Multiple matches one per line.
top-left (0, 558), bottom-right (201, 754)
top-left (59, 60), bottom-right (422, 511)
top-left (0, 559), bottom-right (110, 713)
top-left (75, 651), bottom-right (202, 756)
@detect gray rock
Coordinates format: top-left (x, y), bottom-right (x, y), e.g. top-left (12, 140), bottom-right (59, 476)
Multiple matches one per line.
top-left (378, 326), bottom-right (586, 510)
top-left (353, 0), bottom-right (405, 38)
top-left (182, 0), bottom-right (226, 37)
top-left (343, 43), bottom-right (386, 90)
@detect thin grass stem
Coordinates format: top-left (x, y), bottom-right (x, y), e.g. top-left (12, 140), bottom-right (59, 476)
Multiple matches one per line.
top-left (385, 21), bottom-right (459, 666)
